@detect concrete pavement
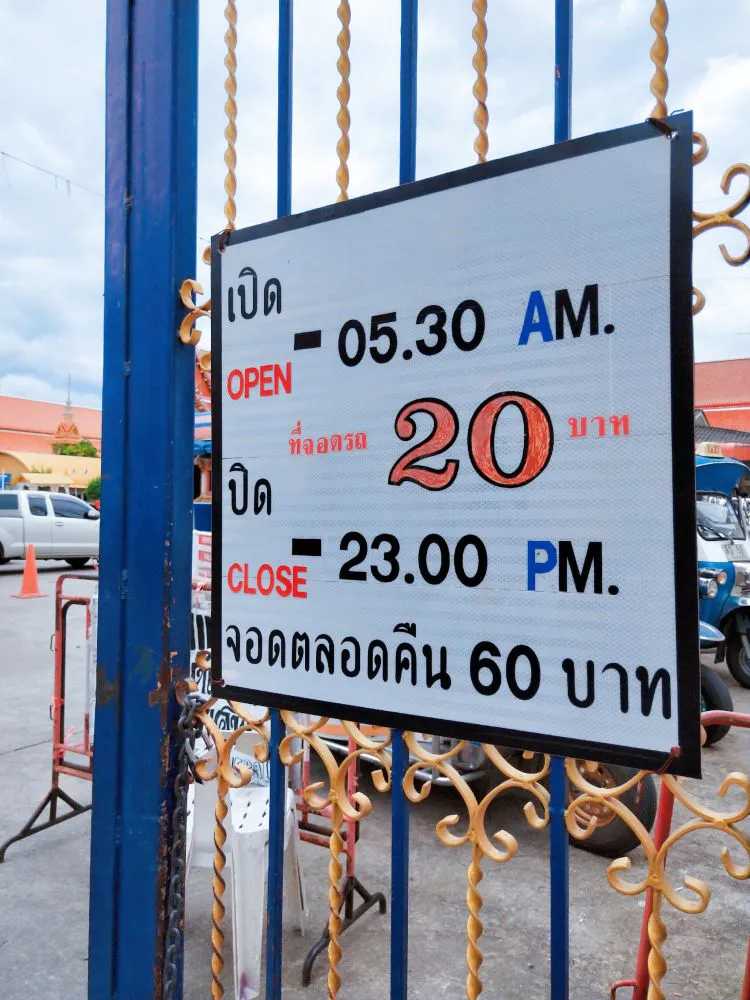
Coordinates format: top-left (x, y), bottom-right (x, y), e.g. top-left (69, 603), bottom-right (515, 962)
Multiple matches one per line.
top-left (0, 560), bottom-right (748, 999)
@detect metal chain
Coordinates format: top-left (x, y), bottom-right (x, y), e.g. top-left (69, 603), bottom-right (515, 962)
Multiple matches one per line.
top-left (163, 691), bottom-right (208, 1000)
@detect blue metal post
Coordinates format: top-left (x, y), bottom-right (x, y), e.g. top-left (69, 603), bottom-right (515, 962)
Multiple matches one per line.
top-left (390, 8), bottom-right (418, 999)
top-left (265, 4), bottom-right (293, 998)
top-left (550, 8), bottom-right (573, 998)
top-left (89, 2), bottom-right (197, 998)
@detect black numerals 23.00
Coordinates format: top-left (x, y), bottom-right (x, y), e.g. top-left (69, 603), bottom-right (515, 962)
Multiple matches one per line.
top-left (337, 300), bottom-right (484, 367)
top-left (339, 531), bottom-right (488, 588)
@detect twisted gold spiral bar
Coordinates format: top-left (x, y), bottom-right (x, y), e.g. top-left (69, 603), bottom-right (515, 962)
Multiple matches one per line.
top-left (223, 0), bottom-right (239, 230)
top-left (403, 739), bottom-right (549, 999)
top-left (471, 0), bottom-right (489, 163)
top-left (210, 778), bottom-right (229, 999)
top-left (648, 1), bottom-right (669, 120)
top-left (646, 892), bottom-right (667, 1000)
top-left (327, 802), bottom-right (345, 999)
top-left (466, 843), bottom-right (484, 1000)
top-left (177, 1), bottom-right (237, 339)
top-left (335, 1), bottom-right (352, 202)
top-left (279, 714), bottom-right (392, 998)
top-left (192, 699), bottom-right (269, 1000)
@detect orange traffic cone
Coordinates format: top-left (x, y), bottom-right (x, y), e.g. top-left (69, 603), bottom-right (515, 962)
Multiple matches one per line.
top-left (13, 544), bottom-right (46, 599)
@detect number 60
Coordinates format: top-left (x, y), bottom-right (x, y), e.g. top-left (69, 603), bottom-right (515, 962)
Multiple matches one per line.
top-left (388, 391), bottom-right (554, 491)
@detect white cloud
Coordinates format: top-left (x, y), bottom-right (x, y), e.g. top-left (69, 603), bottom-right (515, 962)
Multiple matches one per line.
top-left (0, 1), bottom-right (748, 406)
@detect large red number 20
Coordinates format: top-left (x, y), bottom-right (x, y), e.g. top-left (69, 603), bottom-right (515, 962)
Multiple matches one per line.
top-left (389, 392), bottom-right (553, 491)
top-left (388, 398), bottom-right (460, 491)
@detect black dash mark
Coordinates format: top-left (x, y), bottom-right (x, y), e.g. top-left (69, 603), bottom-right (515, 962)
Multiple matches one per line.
top-left (293, 330), bottom-right (322, 351)
top-left (292, 538), bottom-right (322, 557)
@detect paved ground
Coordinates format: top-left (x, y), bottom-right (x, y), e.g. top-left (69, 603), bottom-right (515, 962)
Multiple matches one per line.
top-left (0, 561), bottom-right (748, 999)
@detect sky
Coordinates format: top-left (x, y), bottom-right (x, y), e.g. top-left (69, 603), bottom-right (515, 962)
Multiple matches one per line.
top-left (0, 0), bottom-right (748, 411)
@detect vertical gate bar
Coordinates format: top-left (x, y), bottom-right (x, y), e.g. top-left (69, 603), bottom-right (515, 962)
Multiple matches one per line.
top-left (554, 0), bottom-right (573, 144)
top-left (391, 12), bottom-right (418, 999)
top-left (399, 0), bottom-right (418, 186)
top-left (277, 0), bottom-right (294, 219)
top-left (390, 733), bottom-right (410, 1000)
top-left (89, 2), bottom-right (198, 998)
top-left (550, 13), bottom-right (573, 997)
top-left (265, 5), bottom-right (293, 998)
top-left (266, 710), bottom-right (285, 999)
top-left (548, 757), bottom-right (569, 1000)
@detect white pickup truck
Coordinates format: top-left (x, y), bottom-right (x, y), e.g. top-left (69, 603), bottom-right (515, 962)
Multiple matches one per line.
top-left (0, 490), bottom-right (99, 568)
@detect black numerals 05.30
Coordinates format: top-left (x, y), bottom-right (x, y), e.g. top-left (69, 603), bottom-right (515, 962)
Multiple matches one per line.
top-left (339, 531), bottom-right (487, 588)
top-left (337, 300), bottom-right (485, 367)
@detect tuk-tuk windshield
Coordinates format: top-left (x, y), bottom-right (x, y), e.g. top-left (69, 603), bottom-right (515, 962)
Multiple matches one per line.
top-left (696, 492), bottom-right (746, 541)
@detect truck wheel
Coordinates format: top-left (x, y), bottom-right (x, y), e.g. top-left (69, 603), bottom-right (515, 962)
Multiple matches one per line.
top-left (726, 631), bottom-right (750, 688)
top-left (701, 666), bottom-right (733, 745)
top-left (568, 764), bottom-right (656, 858)
top-left (0, 544), bottom-right (8, 565)
top-left (66, 558), bottom-right (90, 569)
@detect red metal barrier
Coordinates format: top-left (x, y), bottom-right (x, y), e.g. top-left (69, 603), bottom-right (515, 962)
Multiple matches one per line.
top-left (0, 573), bottom-right (97, 862)
top-left (611, 711), bottom-right (750, 1000)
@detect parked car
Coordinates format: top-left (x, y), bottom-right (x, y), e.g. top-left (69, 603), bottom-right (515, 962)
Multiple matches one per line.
top-left (0, 490), bottom-right (99, 568)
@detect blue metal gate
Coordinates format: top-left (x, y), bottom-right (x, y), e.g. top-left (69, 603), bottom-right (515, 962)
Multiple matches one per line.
top-left (88, 3), bottom-right (750, 999)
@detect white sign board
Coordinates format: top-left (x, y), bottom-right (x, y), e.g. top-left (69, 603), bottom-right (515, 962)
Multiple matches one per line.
top-left (212, 117), bottom-right (699, 775)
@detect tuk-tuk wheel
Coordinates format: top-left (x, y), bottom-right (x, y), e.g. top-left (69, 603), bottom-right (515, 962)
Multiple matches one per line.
top-left (568, 764), bottom-right (657, 858)
top-left (701, 665), bottom-right (733, 744)
top-left (726, 633), bottom-right (750, 688)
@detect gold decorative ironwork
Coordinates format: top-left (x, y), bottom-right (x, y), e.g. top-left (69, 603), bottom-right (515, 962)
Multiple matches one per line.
top-left (566, 760), bottom-right (750, 1000)
top-left (645, 4), bottom-right (749, 315)
top-left (279, 715), bottom-right (391, 999)
top-left (693, 145), bottom-right (750, 258)
top-left (178, 278), bottom-right (211, 347)
top-left (222, 0), bottom-right (239, 232)
top-left (648, 1), bottom-right (669, 120)
top-left (403, 738), bottom-right (549, 999)
top-left (177, 0), bottom-right (239, 345)
top-left (193, 696), bottom-right (270, 999)
top-left (327, 801), bottom-right (345, 997)
top-left (335, 1), bottom-right (352, 203)
top-left (466, 842), bottom-right (484, 998)
top-left (691, 135), bottom-right (750, 315)
top-left (471, 0), bottom-right (489, 163)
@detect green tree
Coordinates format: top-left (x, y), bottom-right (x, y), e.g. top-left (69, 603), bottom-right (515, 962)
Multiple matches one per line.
top-left (85, 476), bottom-right (102, 503)
top-left (52, 439), bottom-right (99, 457)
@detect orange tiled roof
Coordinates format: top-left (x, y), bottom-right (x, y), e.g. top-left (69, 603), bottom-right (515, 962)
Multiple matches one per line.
top-left (695, 359), bottom-right (750, 408)
top-left (0, 395), bottom-right (101, 442)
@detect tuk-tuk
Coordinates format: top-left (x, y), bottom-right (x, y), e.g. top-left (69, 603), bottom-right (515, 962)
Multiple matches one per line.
top-left (696, 455), bottom-right (750, 687)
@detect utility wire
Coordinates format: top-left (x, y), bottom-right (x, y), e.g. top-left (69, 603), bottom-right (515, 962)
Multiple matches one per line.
top-left (1, 149), bottom-right (213, 244)
top-left (0, 149), bottom-right (103, 198)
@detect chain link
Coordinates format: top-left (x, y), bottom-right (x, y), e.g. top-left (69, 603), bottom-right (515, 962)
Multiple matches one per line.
top-left (163, 691), bottom-right (209, 1000)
